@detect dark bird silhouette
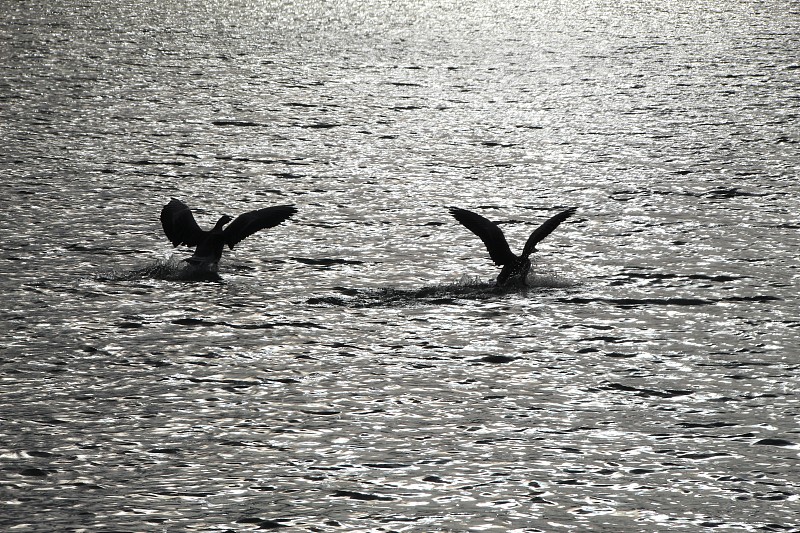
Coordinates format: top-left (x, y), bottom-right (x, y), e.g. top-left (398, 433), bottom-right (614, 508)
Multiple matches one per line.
top-left (160, 198), bottom-right (297, 269)
top-left (449, 206), bottom-right (577, 286)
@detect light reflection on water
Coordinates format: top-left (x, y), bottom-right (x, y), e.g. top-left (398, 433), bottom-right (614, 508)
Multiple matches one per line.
top-left (2, 0), bottom-right (799, 531)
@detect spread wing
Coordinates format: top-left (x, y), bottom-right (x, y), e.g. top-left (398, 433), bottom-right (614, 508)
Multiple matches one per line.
top-left (160, 198), bottom-right (206, 247)
top-left (449, 207), bottom-right (517, 266)
top-left (521, 207), bottom-right (577, 258)
top-left (223, 205), bottom-right (297, 249)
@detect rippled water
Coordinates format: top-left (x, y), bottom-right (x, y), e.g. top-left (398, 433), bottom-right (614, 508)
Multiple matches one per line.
top-left (2, 1), bottom-right (799, 531)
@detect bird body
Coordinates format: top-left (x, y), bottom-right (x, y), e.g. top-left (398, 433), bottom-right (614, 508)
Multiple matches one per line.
top-left (160, 199), bottom-right (296, 269)
top-left (449, 206), bottom-right (576, 287)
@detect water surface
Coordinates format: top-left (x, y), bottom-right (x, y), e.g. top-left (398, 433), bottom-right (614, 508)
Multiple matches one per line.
top-left (1, 1), bottom-right (799, 531)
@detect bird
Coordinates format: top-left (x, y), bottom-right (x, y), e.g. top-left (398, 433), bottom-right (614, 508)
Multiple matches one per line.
top-left (449, 205), bottom-right (577, 287)
top-left (160, 198), bottom-right (297, 269)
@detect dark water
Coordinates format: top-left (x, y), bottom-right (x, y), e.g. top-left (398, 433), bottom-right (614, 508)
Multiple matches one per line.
top-left (2, 1), bottom-right (799, 531)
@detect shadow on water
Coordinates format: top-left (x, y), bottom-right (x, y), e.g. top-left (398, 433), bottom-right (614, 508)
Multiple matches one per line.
top-left (98, 258), bottom-right (223, 283)
top-left (308, 274), bottom-right (576, 307)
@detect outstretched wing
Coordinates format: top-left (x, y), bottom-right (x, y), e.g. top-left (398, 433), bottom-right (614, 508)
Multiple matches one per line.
top-left (223, 205), bottom-right (297, 249)
top-left (449, 207), bottom-right (517, 266)
top-left (521, 207), bottom-right (577, 258)
top-left (160, 198), bottom-right (206, 247)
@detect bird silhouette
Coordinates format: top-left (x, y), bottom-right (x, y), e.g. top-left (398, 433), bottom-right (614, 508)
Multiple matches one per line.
top-left (160, 198), bottom-right (297, 269)
top-left (449, 206), bottom-right (577, 286)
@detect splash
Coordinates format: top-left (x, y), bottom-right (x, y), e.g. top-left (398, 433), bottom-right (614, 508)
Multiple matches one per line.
top-left (308, 272), bottom-right (574, 307)
top-left (98, 257), bottom-right (223, 283)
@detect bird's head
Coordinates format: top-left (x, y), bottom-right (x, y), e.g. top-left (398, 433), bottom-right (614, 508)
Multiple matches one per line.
top-left (215, 214), bottom-right (234, 229)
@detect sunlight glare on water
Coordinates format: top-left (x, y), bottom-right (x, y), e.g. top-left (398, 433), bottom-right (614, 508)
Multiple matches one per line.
top-left (1, 0), bottom-right (799, 531)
